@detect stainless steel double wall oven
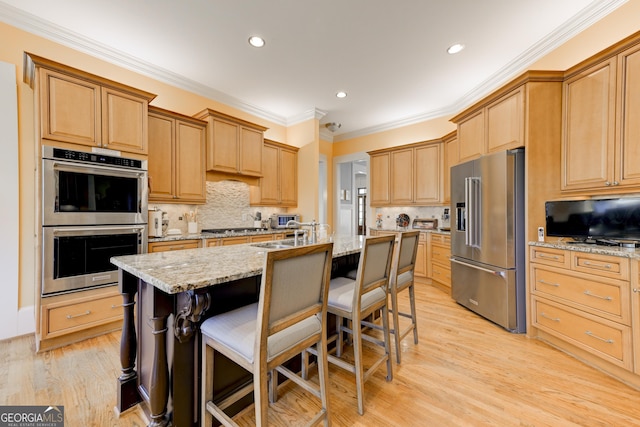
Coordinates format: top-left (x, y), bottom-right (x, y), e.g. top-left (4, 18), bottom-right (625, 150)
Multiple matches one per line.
top-left (41, 146), bottom-right (148, 296)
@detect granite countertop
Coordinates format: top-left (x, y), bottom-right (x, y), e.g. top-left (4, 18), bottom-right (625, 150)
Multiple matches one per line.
top-left (372, 227), bottom-right (451, 235)
top-left (112, 235), bottom-right (365, 294)
top-left (529, 240), bottom-right (640, 259)
top-left (149, 228), bottom-right (287, 243)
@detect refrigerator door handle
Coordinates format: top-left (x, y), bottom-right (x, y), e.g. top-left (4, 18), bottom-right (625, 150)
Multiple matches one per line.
top-left (450, 258), bottom-right (505, 278)
top-left (465, 177), bottom-right (481, 248)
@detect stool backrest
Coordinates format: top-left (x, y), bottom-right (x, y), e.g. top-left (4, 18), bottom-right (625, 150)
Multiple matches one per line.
top-left (392, 231), bottom-right (420, 287)
top-left (257, 243), bottom-right (334, 348)
top-left (353, 235), bottom-right (395, 307)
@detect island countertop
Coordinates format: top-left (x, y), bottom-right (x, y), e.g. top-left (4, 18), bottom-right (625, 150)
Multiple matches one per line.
top-left (111, 235), bottom-right (365, 294)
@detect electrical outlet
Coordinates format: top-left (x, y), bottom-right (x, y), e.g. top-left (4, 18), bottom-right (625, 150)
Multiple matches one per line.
top-left (537, 227), bottom-right (544, 242)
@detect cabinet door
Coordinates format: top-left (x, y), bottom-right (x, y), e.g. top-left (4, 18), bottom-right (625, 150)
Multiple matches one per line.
top-left (414, 143), bottom-right (441, 204)
top-left (562, 58), bottom-right (616, 191)
top-left (444, 135), bottom-right (458, 204)
top-left (390, 148), bottom-right (413, 204)
top-left (148, 113), bottom-right (175, 201)
top-left (209, 118), bottom-right (239, 173)
top-left (415, 236), bottom-right (427, 278)
top-left (258, 143), bottom-right (280, 205)
top-left (101, 87), bottom-right (148, 154)
top-left (39, 68), bottom-right (101, 147)
top-left (486, 87), bottom-right (524, 152)
top-left (279, 148), bottom-right (298, 206)
top-left (239, 126), bottom-right (263, 176)
top-left (175, 120), bottom-right (206, 202)
top-left (617, 44), bottom-right (640, 186)
top-left (370, 153), bottom-right (390, 206)
top-left (458, 110), bottom-right (484, 162)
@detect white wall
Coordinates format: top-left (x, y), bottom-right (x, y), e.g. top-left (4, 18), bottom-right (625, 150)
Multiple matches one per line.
top-left (0, 61), bottom-right (20, 340)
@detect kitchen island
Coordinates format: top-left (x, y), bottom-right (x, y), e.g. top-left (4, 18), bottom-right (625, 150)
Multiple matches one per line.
top-left (111, 235), bottom-right (364, 427)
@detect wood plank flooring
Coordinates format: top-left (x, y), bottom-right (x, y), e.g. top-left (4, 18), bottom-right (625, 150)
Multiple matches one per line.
top-left (2, 284), bottom-right (640, 426)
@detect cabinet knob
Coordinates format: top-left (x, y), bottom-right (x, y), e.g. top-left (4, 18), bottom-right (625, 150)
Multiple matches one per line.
top-left (633, 288), bottom-right (639, 293)
top-left (605, 181), bottom-right (611, 186)
top-left (613, 181), bottom-right (619, 186)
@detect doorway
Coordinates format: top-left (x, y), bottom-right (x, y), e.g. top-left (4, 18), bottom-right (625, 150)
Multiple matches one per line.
top-left (334, 154), bottom-right (368, 237)
top-left (357, 187), bottom-right (367, 235)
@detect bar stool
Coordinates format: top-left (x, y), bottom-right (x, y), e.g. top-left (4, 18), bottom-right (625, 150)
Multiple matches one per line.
top-left (305, 234), bottom-right (395, 415)
top-left (387, 230), bottom-right (420, 364)
top-left (200, 243), bottom-right (334, 427)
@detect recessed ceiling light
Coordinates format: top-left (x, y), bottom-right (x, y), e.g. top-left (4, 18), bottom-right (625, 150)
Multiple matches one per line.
top-left (248, 36), bottom-right (265, 48)
top-left (336, 91), bottom-right (347, 98)
top-left (447, 43), bottom-right (465, 54)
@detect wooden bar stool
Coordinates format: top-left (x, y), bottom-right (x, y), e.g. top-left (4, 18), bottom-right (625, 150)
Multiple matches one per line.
top-left (200, 243), bottom-right (334, 426)
top-left (305, 235), bottom-right (395, 415)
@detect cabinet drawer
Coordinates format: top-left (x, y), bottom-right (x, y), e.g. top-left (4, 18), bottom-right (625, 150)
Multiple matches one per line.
top-left (47, 294), bottom-right (123, 336)
top-left (431, 233), bottom-right (450, 245)
top-left (531, 265), bottom-right (629, 324)
top-left (532, 297), bottom-right (632, 370)
top-left (431, 263), bottom-right (451, 286)
top-left (220, 236), bottom-right (250, 246)
top-left (431, 246), bottom-right (451, 265)
top-left (572, 252), bottom-right (629, 280)
top-left (530, 246), bottom-right (570, 268)
top-left (148, 239), bottom-right (200, 252)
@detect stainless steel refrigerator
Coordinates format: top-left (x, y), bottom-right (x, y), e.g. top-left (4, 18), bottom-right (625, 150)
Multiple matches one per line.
top-left (450, 148), bottom-right (526, 333)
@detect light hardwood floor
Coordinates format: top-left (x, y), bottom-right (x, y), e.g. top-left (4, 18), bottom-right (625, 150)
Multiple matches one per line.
top-left (2, 284), bottom-right (640, 426)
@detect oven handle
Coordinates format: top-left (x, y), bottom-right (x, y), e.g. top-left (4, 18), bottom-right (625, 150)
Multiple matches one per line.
top-left (50, 159), bottom-right (147, 178)
top-left (51, 225), bottom-right (146, 237)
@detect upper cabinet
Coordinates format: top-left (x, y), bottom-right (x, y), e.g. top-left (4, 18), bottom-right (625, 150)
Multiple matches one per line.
top-left (443, 131), bottom-right (457, 204)
top-left (453, 85), bottom-right (526, 163)
top-left (148, 107), bottom-right (207, 204)
top-left (25, 54), bottom-right (156, 156)
top-left (250, 140), bottom-right (299, 206)
top-left (369, 140), bottom-right (443, 207)
top-left (562, 39), bottom-right (640, 193)
top-left (193, 109), bottom-right (267, 177)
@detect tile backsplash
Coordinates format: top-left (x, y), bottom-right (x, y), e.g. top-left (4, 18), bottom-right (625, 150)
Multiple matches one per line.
top-left (150, 181), bottom-right (285, 233)
top-left (373, 206), bottom-right (451, 230)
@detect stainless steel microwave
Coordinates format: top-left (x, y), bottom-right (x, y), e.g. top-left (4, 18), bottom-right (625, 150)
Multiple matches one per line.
top-left (270, 213), bottom-right (300, 228)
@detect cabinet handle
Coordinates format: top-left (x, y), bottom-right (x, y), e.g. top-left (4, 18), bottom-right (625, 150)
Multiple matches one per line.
top-left (633, 288), bottom-right (640, 293)
top-left (538, 279), bottom-right (560, 287)
top-left (111, 304), bottom-right (125, 309)
top-left (613, 181), bottom-right (619, 186)
top-left (583, 260), bottom-right (611, 269)
top-left (585, 330), bottom-right (614, 344)
top-left (66, 310), bottom-right (91, 319)
top-left (583, 290), bottom-right (612, 301)
top-left (538, 254), bottom-right (559, 260)
top-left (540, 312), bottom-right (560, 322)
top-left (605, 181), bottom-right (611, 186)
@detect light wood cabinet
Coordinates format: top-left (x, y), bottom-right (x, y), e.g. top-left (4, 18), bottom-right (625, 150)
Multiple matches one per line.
top-left (369, 152), bottom-right (390, 206)
top-left (530, 246), bottom-right (633, 372)
top-left (414, 232), bottom-right (427, 279)
top-left (148, 239), bottom-right (201, 252)
top-left (26, 54), bottom-right (155, 155)
top-left (148, 107), bottom-right (207, 203)
top-left (457, 110), bottom-right (485, 163)
top-left (429, 233), bottom-right (451, 288)
top-left (37, 286), bottom-right (123, 352)
top-left (369, 140), bottom-right (443, 207)
top-left (562, 41), bottom-right (640, 193)
top-left (193, 108), bottom-right (267, 177)
top-left (443, 131), bottom-right (457, 204)
top-left (250, 140), bottom-right (299, 206)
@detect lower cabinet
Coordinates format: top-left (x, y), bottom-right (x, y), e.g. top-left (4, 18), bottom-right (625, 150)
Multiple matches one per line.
top-left (415, 233), bottom-right (427, 278)
top-left (530, 245), bottom-right (637, 378)
top-left (148, 239), bottom-right (201, 252)
top-left (37, 286), bottom-right (123, 352)
top-left (429, 234), bottom-right (451, 288)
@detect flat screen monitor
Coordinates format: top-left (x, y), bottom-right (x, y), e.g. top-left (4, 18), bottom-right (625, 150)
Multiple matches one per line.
top-left (590, 198), bottom-right (640, 240)
top-left (545, 200), bottom-right (594, 239)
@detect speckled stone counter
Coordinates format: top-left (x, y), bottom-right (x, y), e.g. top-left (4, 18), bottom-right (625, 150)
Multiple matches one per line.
top-left (371, 227), bottom-right (451, 236)
top-left (112, 234), bottom-right (365, 294)
top-left (529, 241), bottom-right (640, 259)
top-left (148, 228), bottom-right (286, 243)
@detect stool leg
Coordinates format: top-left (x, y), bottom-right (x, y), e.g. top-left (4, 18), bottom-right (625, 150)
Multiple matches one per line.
top-left (409, 284), bottom-right (419, 344)
top-left (201, 339), bottom-right (214, 427)
top-left (390, 289), bottom-right (401, 364)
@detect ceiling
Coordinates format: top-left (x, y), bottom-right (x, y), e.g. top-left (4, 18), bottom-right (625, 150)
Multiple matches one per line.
top-left (0, 0), bottom-right (628, 141)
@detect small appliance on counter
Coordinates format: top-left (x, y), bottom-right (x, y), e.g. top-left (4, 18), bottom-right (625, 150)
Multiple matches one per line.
top-left (270, 213), bottom-right (300, 229)
top-left (149, 208), bottom-right (167, 237)
top-left (412, 218), bottom-right (438, 230)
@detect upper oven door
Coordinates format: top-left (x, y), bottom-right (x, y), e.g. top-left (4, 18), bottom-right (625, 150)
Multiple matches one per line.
top-left (42, 158), bottom-right (148, 225)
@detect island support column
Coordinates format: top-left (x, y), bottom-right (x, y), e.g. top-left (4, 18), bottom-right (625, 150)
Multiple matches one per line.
top-left (116, 269), bottom-right (141, 414)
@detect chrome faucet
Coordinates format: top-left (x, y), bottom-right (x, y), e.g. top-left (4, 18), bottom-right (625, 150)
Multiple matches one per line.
top-left (286, 219), bottom-right (319, 244)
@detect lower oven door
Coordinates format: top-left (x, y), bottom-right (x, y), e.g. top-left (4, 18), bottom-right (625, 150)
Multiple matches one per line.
top-left (42, 224), bottom-right (147, 296)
